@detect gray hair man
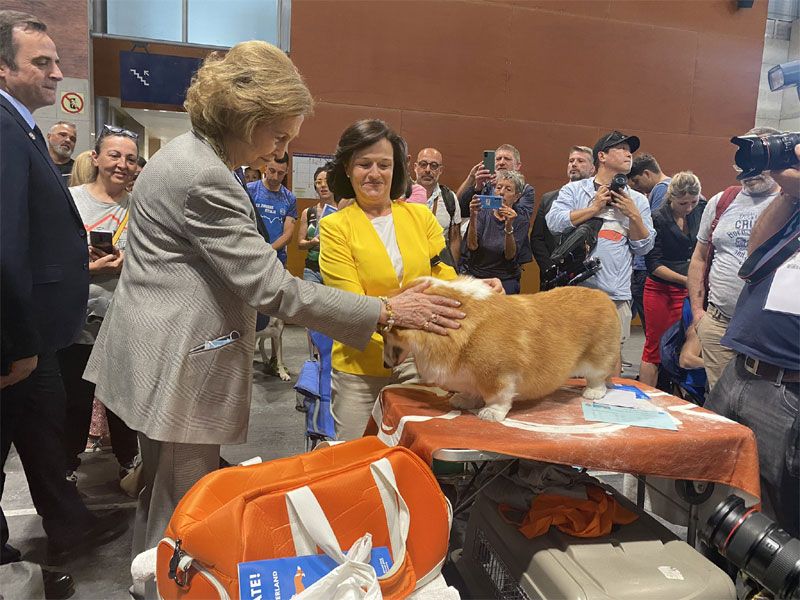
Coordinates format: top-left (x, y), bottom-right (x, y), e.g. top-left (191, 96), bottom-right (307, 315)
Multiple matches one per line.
top-left (47, 120), bottom-right (77, 183)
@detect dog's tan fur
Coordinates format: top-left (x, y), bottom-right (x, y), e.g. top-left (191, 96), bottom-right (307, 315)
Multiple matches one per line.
top-left (382, 276), bottom-right (621, 421)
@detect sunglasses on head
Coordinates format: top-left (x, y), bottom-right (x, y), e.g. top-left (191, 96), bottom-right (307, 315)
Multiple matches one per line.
top-left (101, 124), bottom-right (139, 140)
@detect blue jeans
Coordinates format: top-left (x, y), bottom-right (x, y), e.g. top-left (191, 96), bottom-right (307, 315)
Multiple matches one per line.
top-left (303, 268), bottom-right (324, 284)
top-left (705, 355), bottom-right (799, 537)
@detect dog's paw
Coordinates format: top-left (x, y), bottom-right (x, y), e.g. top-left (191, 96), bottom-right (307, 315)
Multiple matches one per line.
top-left (449, 393), bottom-right (483, 410)
top-left (477, 404), bottom-right (510, 422)
top-left (582, 386), bottom-right (607, 400)
top-left (277, 367), bottom-right (291, 382)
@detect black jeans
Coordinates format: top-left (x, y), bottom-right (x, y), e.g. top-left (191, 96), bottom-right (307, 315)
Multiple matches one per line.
top-left (630, 269), bottom-right (647, 332)
top-left (1, 352), bottom-right (95, 559)
top-left (57, 343), bottom-right (138, 471)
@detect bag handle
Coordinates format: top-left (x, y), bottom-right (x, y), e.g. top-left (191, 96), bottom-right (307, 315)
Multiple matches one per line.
top-left (285, 458), bottom-right (409, 572)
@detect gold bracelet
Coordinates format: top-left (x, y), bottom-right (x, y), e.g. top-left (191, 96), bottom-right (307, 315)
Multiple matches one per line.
top-left (378, 296), bottom-right (395, 333)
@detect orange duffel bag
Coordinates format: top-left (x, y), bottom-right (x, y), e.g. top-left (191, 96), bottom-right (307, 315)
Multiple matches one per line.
top-left (155, 436), bottom-right (451, 600)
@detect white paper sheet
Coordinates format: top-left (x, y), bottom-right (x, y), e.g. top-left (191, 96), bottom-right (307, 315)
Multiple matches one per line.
top-left (765, 249), bottom-right (800, 316)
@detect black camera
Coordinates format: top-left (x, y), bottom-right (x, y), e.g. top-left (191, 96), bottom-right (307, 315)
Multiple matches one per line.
top-left (542, 218), bottom-right (603, 291)
top-left (731, 132), bottom-right (800, 180)
top-left (701, 494), bottom-right (800, 599)
top-left (609, 173), bottom-right (627, 194)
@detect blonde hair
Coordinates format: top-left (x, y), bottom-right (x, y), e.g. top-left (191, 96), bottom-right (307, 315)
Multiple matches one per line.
top-left (68, 150), bottom-right (95, 187)
top-left (667, 171), bottom-right (701, 201)
top-left (184, 41), bottom-right (313, 158)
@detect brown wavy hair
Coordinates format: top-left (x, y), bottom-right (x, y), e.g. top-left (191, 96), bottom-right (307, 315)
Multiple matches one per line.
top-left (184, 41), bottom-right (313, 157)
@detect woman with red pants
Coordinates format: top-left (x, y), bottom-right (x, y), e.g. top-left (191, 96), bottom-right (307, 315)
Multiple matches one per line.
top-left (640, 172), bottom-right (703, 387)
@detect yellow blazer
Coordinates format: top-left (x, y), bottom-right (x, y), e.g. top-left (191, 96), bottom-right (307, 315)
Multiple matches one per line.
top-left (319, 200), bottom-right (457, 376)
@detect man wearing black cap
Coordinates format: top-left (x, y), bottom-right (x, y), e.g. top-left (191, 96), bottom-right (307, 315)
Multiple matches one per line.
top-left (546, 131), bottom-right (655, 355)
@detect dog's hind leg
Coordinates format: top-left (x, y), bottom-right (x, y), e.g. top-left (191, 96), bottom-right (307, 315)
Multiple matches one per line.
top-left (582, 365), bottom-right (610, 400)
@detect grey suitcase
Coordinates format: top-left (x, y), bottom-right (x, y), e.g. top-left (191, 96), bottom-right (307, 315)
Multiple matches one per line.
top-left (454, 488), bottom-right (736, 599)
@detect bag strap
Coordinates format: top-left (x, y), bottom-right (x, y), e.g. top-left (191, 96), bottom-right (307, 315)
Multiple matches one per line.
top-left (703, 186), bottom-right (741, 300)
top-left (112, 210), bottom-right (129, 245)
top-left (709, 186), bottom-right (740, 237)
top-left (285, 458), bottom-right (409, 575)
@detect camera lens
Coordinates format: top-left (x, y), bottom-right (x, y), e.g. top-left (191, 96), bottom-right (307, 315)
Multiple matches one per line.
top-left (610, 173), bottom-right (627, 194)
top-left (731, 132), bottom-right (800, 180)
top-left (703, 495), bottom-right (800, 599)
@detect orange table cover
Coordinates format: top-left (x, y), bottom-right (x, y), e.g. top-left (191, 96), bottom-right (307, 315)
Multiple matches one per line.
top-left (366, 378), bottom-right (760, 501)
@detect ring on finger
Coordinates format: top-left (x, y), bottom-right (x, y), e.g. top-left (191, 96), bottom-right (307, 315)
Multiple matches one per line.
top-left (423, 321), bottom-right (430, 331)
top-left (430, 313), bottom-right (439, 324)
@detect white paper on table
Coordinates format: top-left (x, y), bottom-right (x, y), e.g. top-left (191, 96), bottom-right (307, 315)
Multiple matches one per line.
top-left (765, 250), bottom-right (800, 316)
top-left (594, 389), bottom-right (660, 411)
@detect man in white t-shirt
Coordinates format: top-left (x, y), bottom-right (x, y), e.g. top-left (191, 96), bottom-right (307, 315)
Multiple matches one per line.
top-left (413, 147), bottom-right (461, 266)
top-left (687, 127), bottom-right (782, 390)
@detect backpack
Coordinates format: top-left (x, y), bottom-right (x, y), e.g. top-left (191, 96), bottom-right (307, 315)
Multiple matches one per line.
top-left (436, 184), bottom-right (461, 268)
top-left (155, 437), bottom-right (452, 600)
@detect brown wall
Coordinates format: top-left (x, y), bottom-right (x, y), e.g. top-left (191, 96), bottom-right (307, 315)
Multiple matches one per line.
top-left (4, 0), bottom-right (89, 80)
top-left (288, 0), bottom-right (768, 291)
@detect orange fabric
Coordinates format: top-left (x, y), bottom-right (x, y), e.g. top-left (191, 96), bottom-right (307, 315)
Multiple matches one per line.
top-left (501, 485), bottom-right (639, 539)
top-left (366, 378), bottom-right (761, 501)
top-left (156, 437), bottom-right (450, 600)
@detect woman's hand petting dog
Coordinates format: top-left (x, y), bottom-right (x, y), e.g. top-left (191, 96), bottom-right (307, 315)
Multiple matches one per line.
top-left (385, 280), bottom-right (465, 335)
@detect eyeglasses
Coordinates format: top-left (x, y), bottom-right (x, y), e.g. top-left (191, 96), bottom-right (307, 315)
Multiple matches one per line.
top-left (417, 160), bottom-right (441, 171)
top-left (101, 124), bottom-right (139, 140)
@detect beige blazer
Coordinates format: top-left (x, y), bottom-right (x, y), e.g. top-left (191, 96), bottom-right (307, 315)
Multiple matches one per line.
top-left (84, 131), bottom-right (379, 445)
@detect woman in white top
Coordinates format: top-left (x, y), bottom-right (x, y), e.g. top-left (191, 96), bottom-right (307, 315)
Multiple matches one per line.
top-left (57, 126), bottom-right (140, 485)
top-left (319, 120), bottom-right (502, 440)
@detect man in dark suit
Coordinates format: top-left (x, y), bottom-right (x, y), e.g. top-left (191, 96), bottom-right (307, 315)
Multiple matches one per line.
top-left (0, 10), bottom-right (126, 585)
top-left (531, 145), bottom-right (595, 288)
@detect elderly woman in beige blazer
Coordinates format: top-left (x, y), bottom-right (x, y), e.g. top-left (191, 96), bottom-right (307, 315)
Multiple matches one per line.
top-left (83, 41), bottom-right (463, 592)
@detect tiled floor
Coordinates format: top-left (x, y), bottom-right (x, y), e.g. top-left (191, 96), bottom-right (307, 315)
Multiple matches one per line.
top-left (1, 324), bottom-right (649, 599)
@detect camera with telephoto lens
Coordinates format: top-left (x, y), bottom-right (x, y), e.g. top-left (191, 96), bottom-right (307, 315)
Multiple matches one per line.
top-left (542, 218), bottom-right (604, 291)
top-left (731, 132), bottom-right (800, 180)
top-left (609, 173), bottom-right (627, 194)
top-left (701, 494), bottom-right (800, 599)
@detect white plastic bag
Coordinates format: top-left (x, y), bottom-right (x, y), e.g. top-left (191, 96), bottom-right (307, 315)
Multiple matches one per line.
top-left (293, 534), bottom-right (382, 600)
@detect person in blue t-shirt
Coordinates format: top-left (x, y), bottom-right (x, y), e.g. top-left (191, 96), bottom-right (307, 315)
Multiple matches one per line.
top-left (247, 153), bottom-right (298, 265)
top-left (628, 153), bottom-right (672, 333)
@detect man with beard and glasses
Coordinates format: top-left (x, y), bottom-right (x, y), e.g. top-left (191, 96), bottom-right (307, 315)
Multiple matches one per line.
top-left (46, 120), bottom-right (76, 183)
top-left (531, 145), bottom-right (595, 287)
top-left (687, 126), bottom-right (783, 390)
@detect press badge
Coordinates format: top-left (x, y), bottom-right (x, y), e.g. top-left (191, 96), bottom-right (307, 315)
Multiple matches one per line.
top-left (765, 250), bottom-right (800, 316)
top-left (188, 330), bottom-right (241, 354)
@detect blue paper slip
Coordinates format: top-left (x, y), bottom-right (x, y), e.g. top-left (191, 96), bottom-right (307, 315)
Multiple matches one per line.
top-left (238, 546), bottom-right (392, 600)
top-left (610, 383), bottom-right (650, 399)
top-left (320, 204), bottom-right (338, 219)
top-left (582, 402), bottom-right (678, 431)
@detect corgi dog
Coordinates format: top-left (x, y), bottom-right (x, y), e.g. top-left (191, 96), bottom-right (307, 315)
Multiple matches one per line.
top-left (382, 276), bottom-right (620, 422)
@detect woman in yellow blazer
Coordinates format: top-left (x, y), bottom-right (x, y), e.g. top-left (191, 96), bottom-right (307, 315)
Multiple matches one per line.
top-left (320, 120), bottom-right (500, 440)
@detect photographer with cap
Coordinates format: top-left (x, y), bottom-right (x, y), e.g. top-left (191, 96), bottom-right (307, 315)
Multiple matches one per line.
top-left (546, 131), bottom-right (655, 355)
